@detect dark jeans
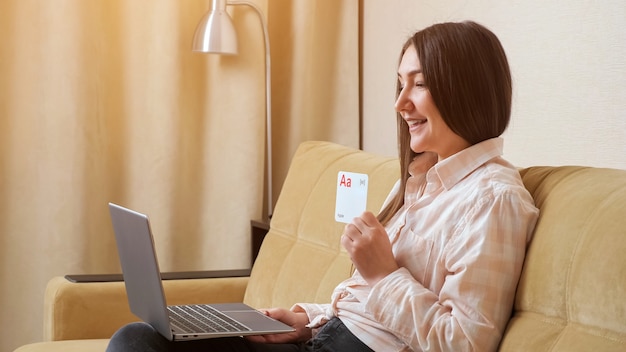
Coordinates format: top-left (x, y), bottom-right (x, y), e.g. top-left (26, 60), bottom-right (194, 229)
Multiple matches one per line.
top-left (106, 317), bottom-right (373, 352)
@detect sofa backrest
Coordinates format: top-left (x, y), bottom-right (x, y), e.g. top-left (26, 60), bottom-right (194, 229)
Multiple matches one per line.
top-left (500, 166), bottom-right (626, 351)
top-left (243, 141), bottom-right (399, 309)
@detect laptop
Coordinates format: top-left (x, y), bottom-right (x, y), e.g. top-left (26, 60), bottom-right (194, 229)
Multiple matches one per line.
top-left (108, 202), bottom-right (295, 341)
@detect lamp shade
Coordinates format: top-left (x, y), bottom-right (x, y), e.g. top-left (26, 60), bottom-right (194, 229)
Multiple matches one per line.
top-left (192, 0), bottom-right (238, 54)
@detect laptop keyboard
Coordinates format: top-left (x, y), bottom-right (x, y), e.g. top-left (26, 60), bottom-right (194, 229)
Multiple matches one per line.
top-left (168, 305), bottom-right (252, 334)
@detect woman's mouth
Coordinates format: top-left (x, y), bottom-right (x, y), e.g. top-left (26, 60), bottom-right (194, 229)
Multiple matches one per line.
top-left (408, 119), bottom-right (427, 132)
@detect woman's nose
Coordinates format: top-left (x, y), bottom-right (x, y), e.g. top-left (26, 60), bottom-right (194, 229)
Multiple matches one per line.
top-left (395, 90), bottom-right (411, 113)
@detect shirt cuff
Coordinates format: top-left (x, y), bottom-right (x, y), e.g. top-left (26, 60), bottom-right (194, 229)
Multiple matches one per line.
top-left (291, 303), bottom-right (333, 331)
top-left (366, 267), bottom-right (415, 320)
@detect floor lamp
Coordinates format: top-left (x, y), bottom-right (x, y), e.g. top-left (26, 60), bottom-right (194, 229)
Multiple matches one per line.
top-left (192, 0), bottom-right (273, 219)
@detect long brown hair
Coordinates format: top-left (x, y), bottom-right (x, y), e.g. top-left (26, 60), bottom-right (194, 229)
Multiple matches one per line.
top-left (378, 21), bottom-right (512, 225)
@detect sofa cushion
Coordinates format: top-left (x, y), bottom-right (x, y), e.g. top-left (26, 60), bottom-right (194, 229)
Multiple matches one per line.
top-left (243, 141), bottom-right (399, 309)
top-left (500, 166), bottom-right (626, 351)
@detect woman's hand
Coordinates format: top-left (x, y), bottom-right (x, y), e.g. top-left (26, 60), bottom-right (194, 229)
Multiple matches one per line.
top-left (341, 211), bottom-right (399, 286)
top-left (245, 308), bottom-right (312, 344)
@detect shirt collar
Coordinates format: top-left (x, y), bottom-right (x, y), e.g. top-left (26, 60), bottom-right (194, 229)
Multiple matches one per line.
top-left (429, 137), bottom-right (504, 190)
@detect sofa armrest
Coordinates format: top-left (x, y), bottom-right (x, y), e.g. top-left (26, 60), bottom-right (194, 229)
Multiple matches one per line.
top-left (43, 271), bottom-right (250, 341)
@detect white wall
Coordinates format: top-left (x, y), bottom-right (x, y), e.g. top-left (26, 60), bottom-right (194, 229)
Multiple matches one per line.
top-left (362, 0), bottom-right (626, 170)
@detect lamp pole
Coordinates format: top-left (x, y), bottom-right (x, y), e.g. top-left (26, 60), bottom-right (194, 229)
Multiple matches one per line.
top-left (193, 0), bottom-right (273, 219)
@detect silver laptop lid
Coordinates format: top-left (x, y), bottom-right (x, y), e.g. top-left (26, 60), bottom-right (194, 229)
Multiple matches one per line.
top-left (109, 202), bottom-right (173, 340)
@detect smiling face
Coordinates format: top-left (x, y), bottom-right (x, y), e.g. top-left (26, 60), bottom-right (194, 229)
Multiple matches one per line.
top-left (395, 45), bottom-right (470, 161)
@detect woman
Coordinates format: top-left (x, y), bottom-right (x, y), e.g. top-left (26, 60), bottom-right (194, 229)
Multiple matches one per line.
top-left (107, 21), bottom-right (539, 352)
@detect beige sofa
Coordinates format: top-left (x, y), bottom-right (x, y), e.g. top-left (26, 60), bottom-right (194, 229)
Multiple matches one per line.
top-left (15, 141), bottom-right (626, 351)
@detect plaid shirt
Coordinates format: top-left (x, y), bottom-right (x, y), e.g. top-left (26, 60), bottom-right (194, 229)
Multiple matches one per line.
top-left (297, 138), bottom-right (539, 351)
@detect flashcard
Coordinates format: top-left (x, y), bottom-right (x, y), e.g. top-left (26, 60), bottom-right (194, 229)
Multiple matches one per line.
top-left (335, 171), bottom-right (368, 223)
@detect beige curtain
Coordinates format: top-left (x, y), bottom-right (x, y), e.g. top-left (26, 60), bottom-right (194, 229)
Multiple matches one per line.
top-left (0, 0), bottom-right (359, 350)
top-left (268, 0), bottom-right (361, 203)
